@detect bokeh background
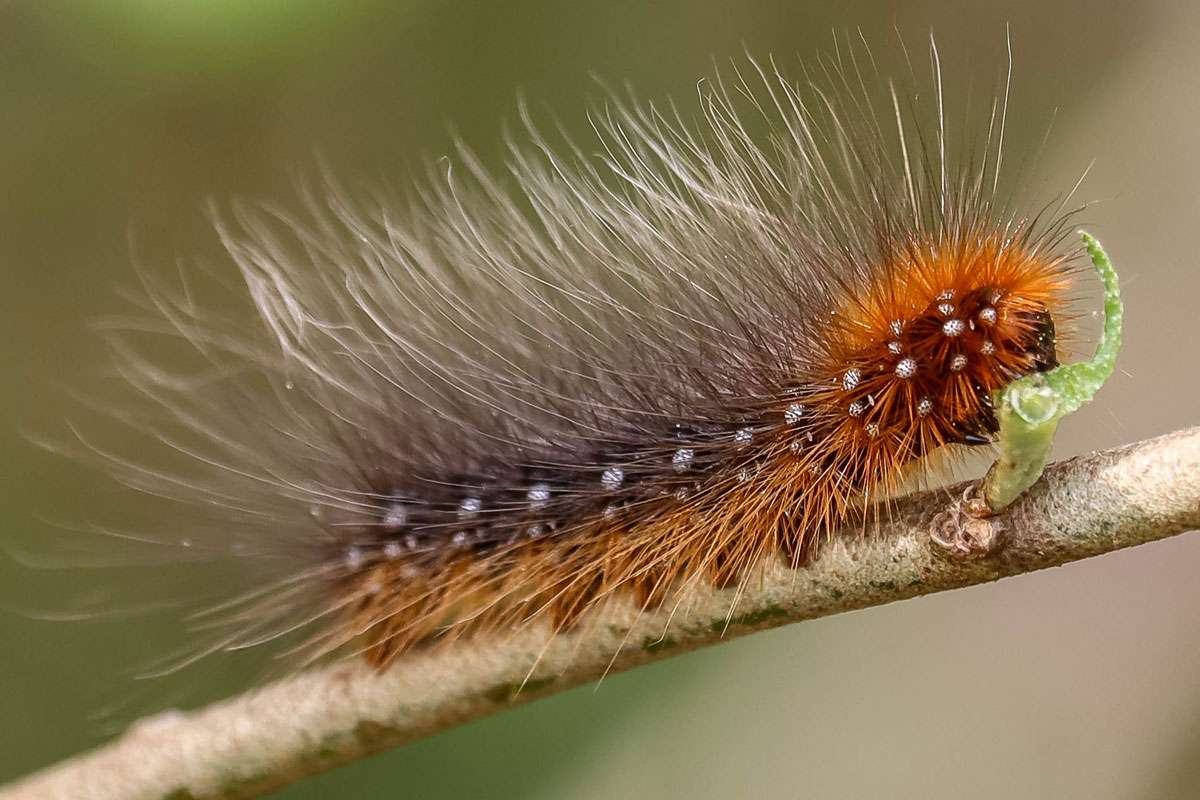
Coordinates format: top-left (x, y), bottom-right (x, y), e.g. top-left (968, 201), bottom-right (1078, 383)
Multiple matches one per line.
top-left (2, 1), bottom-right (1198, 797)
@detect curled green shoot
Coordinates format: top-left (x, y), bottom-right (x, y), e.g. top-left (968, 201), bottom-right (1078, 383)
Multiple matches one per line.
top-left (981, 231), bottom-right (1124, 513)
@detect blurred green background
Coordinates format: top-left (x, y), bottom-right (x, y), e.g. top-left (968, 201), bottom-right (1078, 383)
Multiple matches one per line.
top-left (2, 1), bottom-right (1199, 797)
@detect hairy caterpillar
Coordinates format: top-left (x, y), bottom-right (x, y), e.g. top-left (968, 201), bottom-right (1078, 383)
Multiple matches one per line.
top-left (81, 37), bottom-right (1084, 678)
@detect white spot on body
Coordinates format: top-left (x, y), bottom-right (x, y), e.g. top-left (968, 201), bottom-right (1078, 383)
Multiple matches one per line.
top-left (887, 340), bottom-right (903, 354)
top-left (458, 497), bottom-right (481, 518)
top-left (938, 302), bottom-right (956, 316)
top-left (842, 368), bottom-right (862, 391)
top-left (942, 319), bottom-right (966, 337)
top-left (848, 400), bottom-right (867, 417)
top-left (979, 306), bottom-right (997, 324)
top-left (889, 320), bottom-right (905, 337)
top-left (785, 403), bottom-right (805, 425)
top-left (734, 427), bottom-right (753, 445)
top-left (672, 448), bottom-right (694, 472)
top-left (937, 289), bottom-right (955, 301)
top-left (382, 504), bottom-right (407, 530)
top-left (527, 483), bottom-right (551, 509)
top-left (865, 422), bottom-right (880, 437)
top-left (451, 531), bottom-right (469, 547)
top-left (950, 354), bottom-right (968, 372)
top-left (344, 547), bottom-right (365, 571)
top-left (917, 397), bottom-right (934, 417)
top-left (383, 541), bottom-right (403, 560)
top-left (980, 340), bottom-right (997, 355)
top-left (895, 357), bottom-right (918, 379)
top-left (601, 467), bottom-right (625, 491)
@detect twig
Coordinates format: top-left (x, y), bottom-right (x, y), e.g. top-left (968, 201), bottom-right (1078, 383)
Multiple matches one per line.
top-left (5, 427), bottom-right (1200, 800)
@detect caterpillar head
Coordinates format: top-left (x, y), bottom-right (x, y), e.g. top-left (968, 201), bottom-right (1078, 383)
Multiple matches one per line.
top-left (819, 237), bottom-right (1072, 452)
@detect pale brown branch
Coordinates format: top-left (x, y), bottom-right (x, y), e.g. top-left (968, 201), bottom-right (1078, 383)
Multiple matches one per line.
top-left (5, 427), bottom-right (1200, 800)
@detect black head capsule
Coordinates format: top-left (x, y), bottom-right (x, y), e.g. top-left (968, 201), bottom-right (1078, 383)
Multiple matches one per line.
top-left (956, 305), bottom-right (1058, 447)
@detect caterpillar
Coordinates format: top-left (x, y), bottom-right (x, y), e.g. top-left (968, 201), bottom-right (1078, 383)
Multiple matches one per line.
top-left (86, 37), bottom-right (1082, 677)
